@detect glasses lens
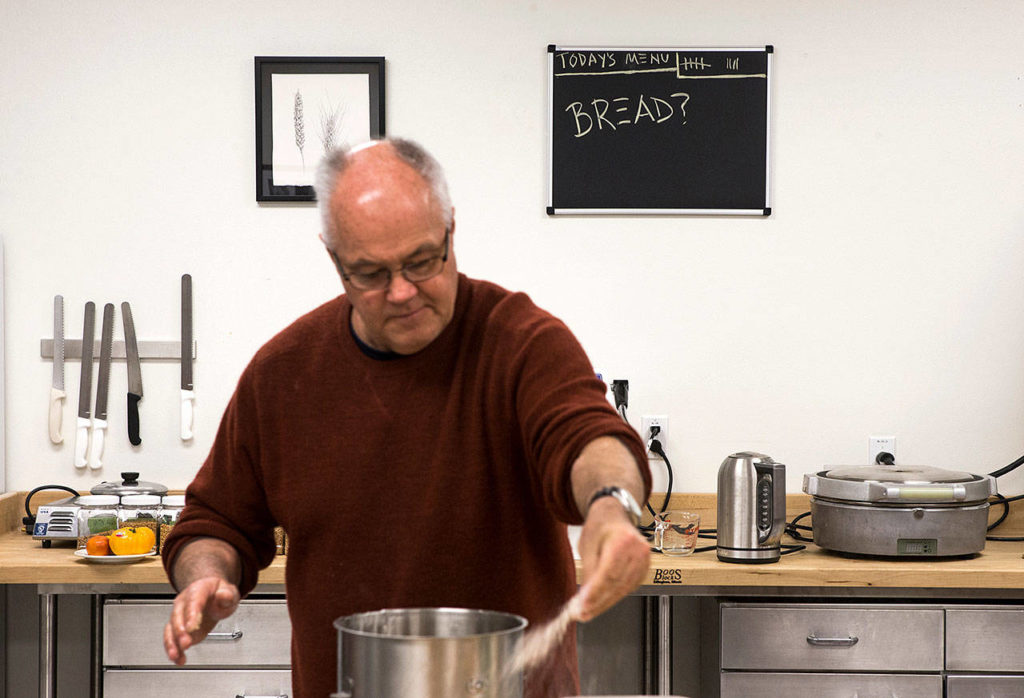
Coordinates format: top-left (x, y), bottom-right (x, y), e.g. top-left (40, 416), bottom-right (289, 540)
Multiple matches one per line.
top-left (402, 257), bottom-right (444, 282)
top-left (348, 272), bottom-right (389, 291)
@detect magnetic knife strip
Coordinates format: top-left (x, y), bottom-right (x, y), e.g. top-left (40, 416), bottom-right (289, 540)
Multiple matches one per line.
top-left (40, 339), bottom-right (197, 361)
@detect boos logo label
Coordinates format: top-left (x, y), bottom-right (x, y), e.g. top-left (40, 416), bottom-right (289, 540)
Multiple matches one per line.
top-left (653, 569), bottom-right (683, 584)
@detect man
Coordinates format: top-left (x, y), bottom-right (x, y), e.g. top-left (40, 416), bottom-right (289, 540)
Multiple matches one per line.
top-left (162, 137), bottom-right (651, 697)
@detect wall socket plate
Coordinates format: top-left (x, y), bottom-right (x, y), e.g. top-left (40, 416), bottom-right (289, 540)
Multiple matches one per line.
top-left (868, 435), bottom-right (896, 464)
top-left (641, 415), bottom-right (669, 456)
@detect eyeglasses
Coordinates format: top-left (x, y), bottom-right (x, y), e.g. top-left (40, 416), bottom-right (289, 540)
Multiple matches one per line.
top-left (329, 228), bottom-right (450, 292)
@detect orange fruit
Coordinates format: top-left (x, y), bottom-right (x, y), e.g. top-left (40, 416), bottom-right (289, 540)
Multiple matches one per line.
top-left (108, 526), bottom-right (156, 555)
top-left (85, 535), bottom-right (111, 556)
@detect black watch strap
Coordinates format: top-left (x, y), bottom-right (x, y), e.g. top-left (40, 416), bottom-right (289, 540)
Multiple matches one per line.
top-left (587, 486), bottom-right (641, 526)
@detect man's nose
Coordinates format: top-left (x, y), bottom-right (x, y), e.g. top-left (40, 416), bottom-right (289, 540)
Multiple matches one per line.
top-left (385, 272), bottom-right (419, 303)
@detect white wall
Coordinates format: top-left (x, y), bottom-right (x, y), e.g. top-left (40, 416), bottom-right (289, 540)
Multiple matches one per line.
top-left (1, 1), bottom-right (1023, 498)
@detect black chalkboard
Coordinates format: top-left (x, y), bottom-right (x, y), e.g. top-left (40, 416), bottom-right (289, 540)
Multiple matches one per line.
top-left (547, 46), bottom-right (772, 215)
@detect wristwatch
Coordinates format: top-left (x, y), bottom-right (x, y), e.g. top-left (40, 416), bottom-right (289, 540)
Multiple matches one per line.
top-left (587, 486), bottom-right (642, 526)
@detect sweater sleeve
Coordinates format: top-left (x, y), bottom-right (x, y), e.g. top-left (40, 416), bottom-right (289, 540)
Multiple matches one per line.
top-left (500, 297), bottom-right (651, 524)
top-left (161, 363), bottom-right (278, 596)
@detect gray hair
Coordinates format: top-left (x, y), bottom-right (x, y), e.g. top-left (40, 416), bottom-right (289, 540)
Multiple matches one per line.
top-left (314, 137), bottom-right (453, 243)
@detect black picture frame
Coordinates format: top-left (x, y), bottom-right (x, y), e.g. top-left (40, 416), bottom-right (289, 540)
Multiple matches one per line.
top-left (255, 56), bottom-right (385, 202)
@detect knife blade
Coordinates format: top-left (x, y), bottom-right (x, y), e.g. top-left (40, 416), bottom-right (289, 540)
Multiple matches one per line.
top-left (89, 303), bottom-right (115, 470)
top-left (74, 301), bottom-right (96, 469)
top-left (48, 295), bottom-right (66, 444)
top-left (121, 301), bottom-right (143, 446)
top-left (180, 273), bottom-right (194, 441)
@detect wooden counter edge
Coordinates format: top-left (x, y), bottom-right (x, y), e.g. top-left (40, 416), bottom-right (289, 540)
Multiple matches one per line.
top-left (4, 490), bottom-right (1023, 588)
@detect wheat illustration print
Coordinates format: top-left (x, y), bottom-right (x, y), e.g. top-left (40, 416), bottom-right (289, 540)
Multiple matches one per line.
top-left (318, 99), bottom-right (347, 153)
top-left (294, 89), bottom-right (306, 170)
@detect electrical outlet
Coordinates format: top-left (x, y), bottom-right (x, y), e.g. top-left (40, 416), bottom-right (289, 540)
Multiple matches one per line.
top-left (868, 435), bottom-right (896, 464)
top-left (641, 415), bottom-right (669, 456)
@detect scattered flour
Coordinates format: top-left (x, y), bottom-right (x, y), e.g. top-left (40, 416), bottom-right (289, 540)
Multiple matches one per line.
top-left (506, 593), bottom-right (584, 677)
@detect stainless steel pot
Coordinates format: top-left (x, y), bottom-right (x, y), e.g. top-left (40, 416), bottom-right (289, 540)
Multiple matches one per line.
top-left (333, 607), bottom-right (527, 698)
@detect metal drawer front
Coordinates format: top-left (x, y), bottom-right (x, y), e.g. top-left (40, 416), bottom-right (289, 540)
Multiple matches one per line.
top-left (946, 608), bottom-right (1024, 671)
top-left (946, 674), bottom-right (1024, 698)
top-left (103, 669), bottom-right (291, 697)
top-left (104, 599), bottom-right (291, 666)
top-left (720, 672), bottom-right (942, 698)
top-left (721, 604), bottom-right (944, 671)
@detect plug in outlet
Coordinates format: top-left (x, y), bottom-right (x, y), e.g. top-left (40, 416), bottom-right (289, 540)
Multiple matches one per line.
top-left (641, 415), bottom-right (669, 457)
top-left (868, 435), bottom-right (896, 464)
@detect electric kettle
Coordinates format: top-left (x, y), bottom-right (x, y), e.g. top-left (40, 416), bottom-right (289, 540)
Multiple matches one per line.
top-left (716, 452), bottom-right (786, 563)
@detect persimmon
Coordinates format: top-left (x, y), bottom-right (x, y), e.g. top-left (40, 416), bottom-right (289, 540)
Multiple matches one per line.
top-left (85, 535), bottom-right (111, 556)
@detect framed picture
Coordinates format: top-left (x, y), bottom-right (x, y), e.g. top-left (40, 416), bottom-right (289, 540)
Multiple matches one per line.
top-left (255, 56), bottom-right (385, 202)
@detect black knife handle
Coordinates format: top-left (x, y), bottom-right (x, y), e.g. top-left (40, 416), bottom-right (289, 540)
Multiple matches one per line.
top-left (128, 393), bottom-right (142, 446)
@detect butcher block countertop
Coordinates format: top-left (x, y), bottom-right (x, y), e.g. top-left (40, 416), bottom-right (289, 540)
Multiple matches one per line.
top-left (2, 491), bottom-right (1024, 590)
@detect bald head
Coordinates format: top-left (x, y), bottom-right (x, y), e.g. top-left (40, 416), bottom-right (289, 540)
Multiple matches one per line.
top-left (315, 138), bottom-right (453, 247)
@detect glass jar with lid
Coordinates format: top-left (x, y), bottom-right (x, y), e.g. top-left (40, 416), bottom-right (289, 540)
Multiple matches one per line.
top-left (158, 494), bottom-right (186, 552)
top-left (117, 494), bottom-right (161, 550)
top-left (75, 495), bottom-right (119, 549)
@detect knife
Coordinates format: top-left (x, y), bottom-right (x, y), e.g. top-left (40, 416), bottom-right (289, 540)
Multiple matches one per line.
top-left (121, 301), bottom-right (143, 446)
top-left (48, 295), bottom-right (65, 444)
top-left (180, 273), bottom-right (194, 441)
top-left (74, 302), bottom-right (96, 469)
top-left (89, 303), bottom-right (115, 470)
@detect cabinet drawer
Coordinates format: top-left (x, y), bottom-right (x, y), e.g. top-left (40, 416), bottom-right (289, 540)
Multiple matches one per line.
top-left (721, 604), bottom-right (944, 671)
top-left (103, 669), bottom-right (291, 697)
top-left (104, 598), bottom-right (291, 666)
top-left (721, 672), bottom-right (942, 697)
top-left (946, 675), bottom-right (1024, 698)
top-left (946, 608), bottom-right (1024, 671)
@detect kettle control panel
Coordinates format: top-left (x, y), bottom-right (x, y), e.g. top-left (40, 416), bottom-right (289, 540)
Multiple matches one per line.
top-left (756, 472), bottom-right (773, 536)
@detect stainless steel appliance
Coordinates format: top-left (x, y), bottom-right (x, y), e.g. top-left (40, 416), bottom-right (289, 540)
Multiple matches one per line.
top-left (802, 464), bottom-right (996, 557)
top-left (333, 607), bottom-right (526, 698)
top-left (717, 452), bottom-right (786, 563)
top-left (32, 472), bottom-right (168, 546)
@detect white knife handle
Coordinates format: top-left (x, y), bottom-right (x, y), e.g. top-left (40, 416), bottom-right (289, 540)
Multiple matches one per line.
top-left (48, 387), bottom-right (66, 444)
top-left (180, 389), bottom-right (195, 441)
top-left (89, 418), bottom-right (107, 470)
top-left (74, 416), bottom-right (91, 469)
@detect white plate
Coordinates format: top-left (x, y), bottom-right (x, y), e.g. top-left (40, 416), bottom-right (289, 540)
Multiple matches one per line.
top-left (73, 549), bottom-right (157, 564)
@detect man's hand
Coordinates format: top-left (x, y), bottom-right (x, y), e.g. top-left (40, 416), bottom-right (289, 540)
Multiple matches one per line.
top-left (574, 495), bottom-right (651, 622)
top-left (163, 576), bottom-right (240, 665)
top-left (163, 537), bottom-right (243, 665)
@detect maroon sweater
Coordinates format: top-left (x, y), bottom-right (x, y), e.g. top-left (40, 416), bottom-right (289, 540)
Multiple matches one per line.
top-left (163, 274), bottom-right (649, 698)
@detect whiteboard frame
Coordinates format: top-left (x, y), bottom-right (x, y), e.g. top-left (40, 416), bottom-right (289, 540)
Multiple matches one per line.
top-left (546, 45), bottom-right (773, 216)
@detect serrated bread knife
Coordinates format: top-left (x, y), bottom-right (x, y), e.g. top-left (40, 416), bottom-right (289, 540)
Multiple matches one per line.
top-left (49, 295), bottom-right (65, 444)
top-left (89, 303), bottom-right (115, 470)
top-left (180, 273), bottom-right (194, 440)
top-left (74, 301), bottom-right (96, 468)
top-left (122, 301), bottom-right (143, 446)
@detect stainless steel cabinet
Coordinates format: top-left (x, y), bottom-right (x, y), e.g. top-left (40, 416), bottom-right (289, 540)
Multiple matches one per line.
top-left (721, 604), bottom-right (944, 672)
top-left (946, 607), bottom-right (1024, 671)
top-left (721, 672), bottom-right (942, 697)
top-left (946, 675), bottom-right (1024, 698)
top-left (719, 602), bottom-right (1024, 698)
top-left (102, 597), bottom-right (291, 697)
top-left (104, 669), bottom-right (291, 697)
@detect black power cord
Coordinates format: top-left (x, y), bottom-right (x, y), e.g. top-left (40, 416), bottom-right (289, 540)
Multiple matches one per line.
top-left (22, 485), bottom-right (80, 534)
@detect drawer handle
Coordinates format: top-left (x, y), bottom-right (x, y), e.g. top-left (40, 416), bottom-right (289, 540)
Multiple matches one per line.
top-left (234, 695), bottom-right (287, 697)
top-left (207, 630), bottom-right (244, 641)
top-left (806, 634), bottom-right (859, 647)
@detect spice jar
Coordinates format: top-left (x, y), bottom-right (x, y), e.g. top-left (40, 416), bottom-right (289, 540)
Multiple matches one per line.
top-left (159, 494), bottom-right (185, 552)
top-left (118, 494), bottom-right (162, 550)
top-left (75, 495), bottom-right (120, 548)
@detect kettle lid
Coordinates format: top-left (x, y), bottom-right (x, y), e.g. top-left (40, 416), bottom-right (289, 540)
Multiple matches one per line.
top-left (90, 471), bottom-right (168, 497)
